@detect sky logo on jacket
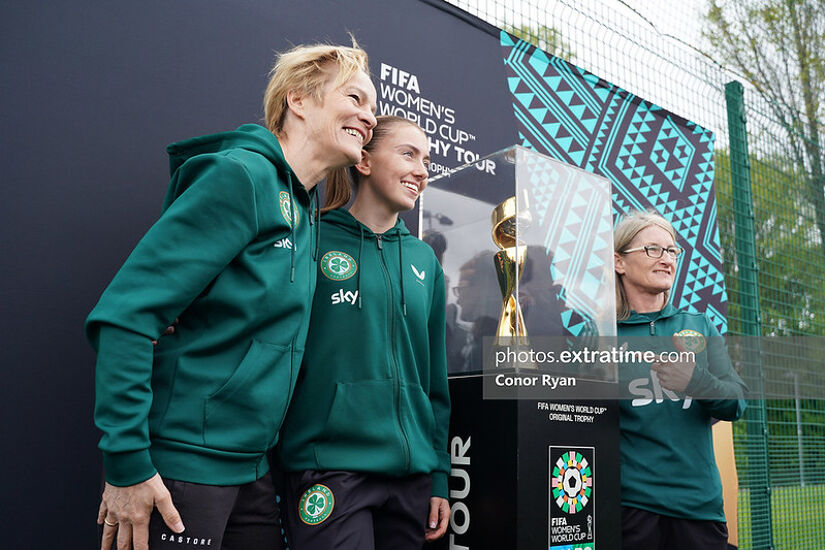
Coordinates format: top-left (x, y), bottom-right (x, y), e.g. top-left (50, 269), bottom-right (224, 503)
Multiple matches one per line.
top-left (629, 374), bottom-right (693, 409)
top-left (331, 289), bottom-right (359, 306)
top-left (321, 251), bottom-right (357, 281)
top-left (273, 237), bottom-right (294, 250)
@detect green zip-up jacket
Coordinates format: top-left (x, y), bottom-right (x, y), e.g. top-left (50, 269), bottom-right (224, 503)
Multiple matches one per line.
top-left (86, 124), bottom-right (318, 487)
top-left (618, 304), bottom-right (746, 521)
top-left (277, 209), bottom-right (451, 498)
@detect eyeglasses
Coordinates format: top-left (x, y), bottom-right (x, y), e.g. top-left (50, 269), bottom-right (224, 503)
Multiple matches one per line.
top-left (621, 245), bottom-right (683, 259)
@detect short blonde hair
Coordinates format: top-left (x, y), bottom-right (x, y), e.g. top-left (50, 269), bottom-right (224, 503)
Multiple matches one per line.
top-left (263, 38), bottom-right (370, 135)
top-left (613, 210), bottom-right (677, 320)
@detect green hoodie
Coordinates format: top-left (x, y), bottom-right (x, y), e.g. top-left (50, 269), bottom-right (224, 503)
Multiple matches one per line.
top-left (618, 304), bottom-right (746, 521)
top-left (86, 124), bottom-right (318, 487)
top-left (277, 209), bottom-right (451, 498)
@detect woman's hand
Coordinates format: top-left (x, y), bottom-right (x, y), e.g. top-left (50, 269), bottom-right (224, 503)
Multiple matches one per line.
top-left (424, 496), bottom-right (450, 541)
top-left (650, 359), bottom-right (694, 392)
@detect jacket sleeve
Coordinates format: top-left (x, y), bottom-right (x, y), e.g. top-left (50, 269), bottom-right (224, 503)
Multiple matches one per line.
top-left (428, 262), bottom-right (451, 499)
top-left (86, 155), bottom-right (259, 486)
top-left (684, 316), bottom-right (747, 421)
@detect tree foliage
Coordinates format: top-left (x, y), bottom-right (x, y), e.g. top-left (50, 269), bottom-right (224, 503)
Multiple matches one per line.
top-left (704, 0), bottom-right (825, 257)
top-left (716, 149), bottom-right (825, 337)
top-left (704, 0), bottom-right (825, 255)
top-left (717, 148), bottom-right (825, 488)
top-left (504, 24), bottom-right (575, 62)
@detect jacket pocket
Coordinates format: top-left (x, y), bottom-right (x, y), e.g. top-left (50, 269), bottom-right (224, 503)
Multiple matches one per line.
top-left (203, 339), bottom-right (293, 452)
top-left (400, 384), bottom-right (437, 467)
top-left (314, 379), bottom-right (400, 470)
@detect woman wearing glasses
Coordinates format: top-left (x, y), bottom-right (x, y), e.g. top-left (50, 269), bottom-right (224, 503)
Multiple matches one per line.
top-left (613, 210), bottom-right (746, 550)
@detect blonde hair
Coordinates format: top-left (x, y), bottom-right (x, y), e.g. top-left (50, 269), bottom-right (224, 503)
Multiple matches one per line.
top-left (263, 37), bottom-right (369, 135)
top-left (323, 115), bottom-right (425, 212)
top-left (613, 210), bottom-right (677, 320)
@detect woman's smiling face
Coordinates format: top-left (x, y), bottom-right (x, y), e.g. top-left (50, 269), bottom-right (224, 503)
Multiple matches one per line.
top-left (301, 67), bottom-right (377, 168)
top-left (358, 123), bottom-right (430, 213)
top-left (615, 224), bottom-right (678, 296)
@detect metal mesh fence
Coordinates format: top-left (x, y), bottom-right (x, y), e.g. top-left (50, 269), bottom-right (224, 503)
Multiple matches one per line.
top-left (445, 1), bottom-right (825, 548)
top-left (735, 91), bottom-right (825, 549)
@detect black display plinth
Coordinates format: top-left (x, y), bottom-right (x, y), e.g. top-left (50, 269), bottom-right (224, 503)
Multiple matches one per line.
top-left (436, 375), bottom-right (621, 550)
top-left (423, 146), bottom-right (620, 549)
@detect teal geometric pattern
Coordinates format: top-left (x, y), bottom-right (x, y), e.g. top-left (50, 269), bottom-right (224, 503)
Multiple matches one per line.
top-left (521, 150), bottom-right (613, 335)
top-left (651, 116), bottom-right (694, 192)
top-left (501, 31), bottom-right (728, 333)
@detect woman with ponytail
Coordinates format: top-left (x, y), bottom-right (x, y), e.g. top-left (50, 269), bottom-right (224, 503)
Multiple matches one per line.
top-left (278, 116), bottom-right (451, 549)
top-left (613, 210), bottom-right (746, 549)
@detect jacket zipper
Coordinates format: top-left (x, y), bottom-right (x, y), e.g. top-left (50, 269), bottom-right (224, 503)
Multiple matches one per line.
top-left (376, 234), bottom-right (411, 471)
top-left (650, 321), bottom-right (655, 335)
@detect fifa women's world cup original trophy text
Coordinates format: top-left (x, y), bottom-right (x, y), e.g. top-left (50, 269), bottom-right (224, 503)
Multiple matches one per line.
top-left (491, 193), bottom-right (535, 370)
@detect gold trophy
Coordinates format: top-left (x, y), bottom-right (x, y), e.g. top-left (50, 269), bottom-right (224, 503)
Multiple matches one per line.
top-left (491, 194), bottom-right (534, 369)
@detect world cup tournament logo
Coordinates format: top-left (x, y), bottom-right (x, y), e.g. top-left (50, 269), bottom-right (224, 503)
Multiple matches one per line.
top-left (549, 447), bottom-right (595, 550)
top-left (552, 450), bottom-right (593, 513)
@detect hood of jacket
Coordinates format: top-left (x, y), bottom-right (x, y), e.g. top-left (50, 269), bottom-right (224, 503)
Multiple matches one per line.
top-left (163, 124), bottom-right (299, 208)
top-left (321, 207), bottom-right (411, 239)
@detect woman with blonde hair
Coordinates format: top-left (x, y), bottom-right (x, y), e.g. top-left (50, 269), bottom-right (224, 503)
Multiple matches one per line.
top-left (278, 115), bottom-right (451, 549)
top-left (87, 40), bottom-right (376, 550)
top-left (613, 210), bottom-right (746, 549)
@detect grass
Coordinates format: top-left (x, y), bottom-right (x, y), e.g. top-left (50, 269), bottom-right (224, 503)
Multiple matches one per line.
top-left (737, 484), bottom-right (825, 549)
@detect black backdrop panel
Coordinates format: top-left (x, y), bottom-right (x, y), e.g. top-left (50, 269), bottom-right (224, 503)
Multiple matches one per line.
top-left (1, 1), bottom-right (516, 544)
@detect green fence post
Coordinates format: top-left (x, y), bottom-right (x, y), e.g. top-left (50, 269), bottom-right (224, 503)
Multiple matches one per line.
top-left (725, 80), bottom-right (774, 550)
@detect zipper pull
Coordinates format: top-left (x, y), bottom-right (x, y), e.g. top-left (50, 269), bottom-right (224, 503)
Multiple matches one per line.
top-left (376, 234), bottom-right (383, 250)
top-left (649, 321), bottom-right (655, 335)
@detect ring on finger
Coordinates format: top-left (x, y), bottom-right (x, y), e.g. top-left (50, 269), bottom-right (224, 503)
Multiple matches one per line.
top-left (104, 518), bottom-right (118, 527)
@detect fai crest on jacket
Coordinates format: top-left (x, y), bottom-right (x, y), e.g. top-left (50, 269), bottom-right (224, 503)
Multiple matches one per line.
top-left (321, 251), bottom-right (357, 281)
top-left (673, 329), bottom-right (706, 353)
top-left (278, 190), bottom-right (300, 227)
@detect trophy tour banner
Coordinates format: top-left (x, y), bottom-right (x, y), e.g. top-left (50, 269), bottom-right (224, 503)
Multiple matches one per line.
top-left (359, 3), bottom-right (728, 336)
top-left (499, 33), bottom-right (726, 332)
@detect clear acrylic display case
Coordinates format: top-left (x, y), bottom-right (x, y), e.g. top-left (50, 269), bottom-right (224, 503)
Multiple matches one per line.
top-left (420, 146), bottom-right (616, 378)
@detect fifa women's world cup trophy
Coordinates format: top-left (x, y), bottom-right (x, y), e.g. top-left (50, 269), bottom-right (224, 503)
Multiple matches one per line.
top-left (491, 193), bottom-right (534, 370)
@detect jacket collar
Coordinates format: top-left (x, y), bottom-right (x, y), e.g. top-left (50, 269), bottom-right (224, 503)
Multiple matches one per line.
top-left (620, 303), bottom-right (679, 324)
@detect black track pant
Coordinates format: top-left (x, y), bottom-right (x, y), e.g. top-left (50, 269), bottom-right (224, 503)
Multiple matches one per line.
top-left (146, 472), bottom-right (283, 549)
top-left (283, 470), bottom-right (431, 550)
top-left (622, 506), bottom-right (729, 550)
